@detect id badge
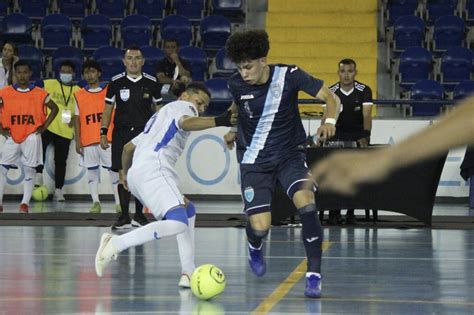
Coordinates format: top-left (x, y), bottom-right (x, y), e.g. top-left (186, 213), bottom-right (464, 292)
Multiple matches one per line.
top-left (61, 109), bottom-right (72, 124)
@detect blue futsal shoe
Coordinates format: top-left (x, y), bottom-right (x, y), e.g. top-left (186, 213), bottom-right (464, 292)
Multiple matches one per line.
top-left (248, 243), bottom-right (266, 277)
top-left (304, 272), bottom-right (322, 298)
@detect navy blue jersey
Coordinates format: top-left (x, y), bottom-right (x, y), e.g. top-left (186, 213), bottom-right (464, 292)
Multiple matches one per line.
top-left (228, 64), bottom-right (323, 165)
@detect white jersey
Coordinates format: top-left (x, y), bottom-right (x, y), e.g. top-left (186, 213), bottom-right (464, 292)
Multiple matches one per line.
top-left (130, 100), bottom-right (198, 172)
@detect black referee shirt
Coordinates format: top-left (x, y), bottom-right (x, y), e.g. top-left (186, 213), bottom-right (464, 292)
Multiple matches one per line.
top-left (155, 57), bottom-right (192, 80)
top-left (105, 72), bottom-right (162, 128)
top-left (329, 80), bottom-right (373, 133)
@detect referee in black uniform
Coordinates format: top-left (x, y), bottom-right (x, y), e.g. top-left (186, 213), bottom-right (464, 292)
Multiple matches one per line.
top-left (326, 58), bottom-right (373, 225)
top-left (100, 46), bottom-right (162, 229)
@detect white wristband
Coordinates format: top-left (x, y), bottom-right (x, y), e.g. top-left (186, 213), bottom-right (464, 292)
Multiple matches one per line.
top-left (230, 126), bottom-right (237, 132)
top-left (325, 118), bottom-right (336, 125)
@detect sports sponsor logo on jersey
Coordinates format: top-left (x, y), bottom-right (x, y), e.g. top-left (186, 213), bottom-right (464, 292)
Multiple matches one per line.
top-left (244, 186), bottom-right (254, 202)
top-left (240, 94), bottom-right (254, 100)
top-left (120, 89), bottom-right (130, 101)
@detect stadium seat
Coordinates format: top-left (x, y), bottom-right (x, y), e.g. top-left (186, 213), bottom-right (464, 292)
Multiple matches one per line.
top-left (134, 0), bottom-right (165, 22)
top-left (59, 0), bottom-right (86, 20)
top-left (81, 14), bottom-right (112, 51)
top-left (52, 46), bottom-right (84, 81)
top-left (439, 46), bottom-right (473, 91)
top-left (121, 14), bottom-right (152, 48)
top-left (40, 14), bottom-right (73, 50)
top-left (1, 13), bottom-right (33, 45)
top-left (410, 79), bottom-right (445, 116)
top-left (385, 0), bottom-right (419, 27)
top-left (173, 0), bottom-right (205, 22)
top-left (95, 0), bottom-right (125, 21)
top-left (432, 15), bottom-right (465, 55)
top-left (18, 0), bottom-right (48, 20)
top-left (210, 47), bottom-right (236, 78)
top-left (179, 46), bottom-right (208, 81)
top-left (141, 45), bottom-right (165, 75)
top-left (0, 1), bottom-right (8, 18)
top-left (392, 15), bottom-right (425, 57)
top-left (160, 15), bottom-right (193, 47)
top-left (453, 80), bottom-right (474, 99)
top-left (93, 46), bottom-right (124, 81)
top-left (200, 15), bottom-right (231, 51)
top-left (211, 0), bottom-right (245, 21)
top-left (464, 0), bottom-right (474, 25)
top-left (397, 47), bottom-right (433, 90)
top-left (17, 44), bottom-right (44, 81)
top-left (204, 78), bottom-right (233, 115)
top-left (425, 0), bottom-right (458, 25)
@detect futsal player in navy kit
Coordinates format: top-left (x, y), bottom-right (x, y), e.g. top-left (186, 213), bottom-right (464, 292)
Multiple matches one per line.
top-left (223, 30), bottom-right (341, 298)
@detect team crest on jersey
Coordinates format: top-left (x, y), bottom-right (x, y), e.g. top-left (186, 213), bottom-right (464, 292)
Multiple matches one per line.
top-left (244, 186), bottom-right (254, 202)
top-left (243, 101), bottom-right (253, 118)
top-left (120, 89), bottom-right (130, 101)
top-left (270, 83), bottom-right (282, 98)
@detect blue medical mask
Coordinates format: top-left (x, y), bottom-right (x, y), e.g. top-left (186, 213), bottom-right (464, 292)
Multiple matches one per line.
top-left (59, 73), bottom-right (73, 84)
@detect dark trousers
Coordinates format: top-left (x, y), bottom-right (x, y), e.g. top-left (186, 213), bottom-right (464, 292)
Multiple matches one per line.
top-left (36, 130), bottom-right (71, 189)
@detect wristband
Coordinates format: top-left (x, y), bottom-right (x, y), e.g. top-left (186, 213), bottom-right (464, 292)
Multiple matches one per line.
top-left (230, 126), bottom-right (237, 132)
top-left (100, 127), bottom-right (108, 136)
top-left (215, 110), bottom-right (232, 127)
top-left (325, 118), bottom-right (336, 125)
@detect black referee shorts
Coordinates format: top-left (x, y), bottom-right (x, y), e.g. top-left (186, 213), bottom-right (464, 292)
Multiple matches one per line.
top-left (111, 126), bottom-right (144, 171)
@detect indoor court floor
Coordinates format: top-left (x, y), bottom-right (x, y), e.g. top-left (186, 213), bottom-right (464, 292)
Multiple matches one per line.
top-left (1, 200), bottom-right (474, 314)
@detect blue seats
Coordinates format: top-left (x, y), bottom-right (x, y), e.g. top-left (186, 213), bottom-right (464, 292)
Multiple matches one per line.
top-left (465, 0), bottom-right (474, 25)
top-left (93, 46), bottom-right (124, 81)
top-left (211, 0), bottom-right (245, 20)
top-left (141, 45), bottom-right (165, 75)
top-left (17, 44), bottom-right (44, 81)
top-left (81, 14), bottom-right (112, 51)
top-left (204, 78), bottom-right (232, 115)
top-left (432, 15), bottom-right (465, 55)
top-left (179, 46), bottom-right (207, 81)
top-left (398, 47), bottom-right (433, 90)
top-left (52, 46), bottom-right (84, 81)
top-left (410, 79), bottom-right (445, 116)
top-left (211, 47), bottom-right (236, 78)
top-left (200, 15), bottom-right (231, 51)
top-left (1, 13), bottom-right (33, 45)
top-left (19, 0), bottom-right (48, 19)
top-left (392, 15), bottom-right (425, 56)
top-left (59, 0), bottom-right (86, 20)
top-left (0, 1), bottom-right (8, 17)
top-left (134, 0), bottom-right (165, 22)
top-left (386, 0), bottom-right (419, 26)
top-left (425, 0), bottom-right (458, 25)
top-left (439, 46), bottom-right (473, 91)
top-left (174, 0), bottom-right (205, 22)
top-left (121, 14), bottom-right (152, 48)
top-left (96, 0), bottom-right (125, 20)
top-left (160, 15), bottom-right (193, 47)
top-left (41, 14), bottom-right (73, 50)
top-left (453, 80), bottom-right (474, 99)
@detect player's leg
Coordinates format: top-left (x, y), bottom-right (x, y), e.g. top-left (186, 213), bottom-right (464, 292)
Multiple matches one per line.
top-left (52, 134), bottom-right (71, 201)
top-left (82, 145), bottom-right (101, 213)
top-left (19, 134), bottom-right (44, 213)
top-left (0, 138), bottom-right (21, 212)
top-left (35, 129), bottom-right (53, 186)
top-left (99, 144), bottom-right (121, 213)
top-left (176, 197), bottom-right (196, 287)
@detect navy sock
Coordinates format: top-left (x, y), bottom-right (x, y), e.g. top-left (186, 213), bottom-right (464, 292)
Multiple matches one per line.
top-left (299, 204), bottom-right (323, 273)
top-left (118, 184), bottom-right (130, 216)
top-left (245, 224), bottom-right (269, 248)
top-left (135, 198), bottom-right (143, 215)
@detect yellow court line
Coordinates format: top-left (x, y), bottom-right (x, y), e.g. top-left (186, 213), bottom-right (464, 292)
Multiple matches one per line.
top-left (251, 241), bottom-right (332, 315)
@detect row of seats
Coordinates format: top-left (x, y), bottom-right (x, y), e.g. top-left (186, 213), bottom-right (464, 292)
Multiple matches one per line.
top-left (18, 44), bottom-right (237, 82)
top-left (1, 13), bottom-right (232, 51)
top-left (0, 0), bottom-right (245, 22)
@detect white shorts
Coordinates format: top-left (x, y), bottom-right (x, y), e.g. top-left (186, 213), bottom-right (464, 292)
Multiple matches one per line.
top-left (127, 164), bottom-right (184, 220)
top-left (79, 144), bottom-right (112, 169)
top-left (0, 133), bottom-right (43, 167)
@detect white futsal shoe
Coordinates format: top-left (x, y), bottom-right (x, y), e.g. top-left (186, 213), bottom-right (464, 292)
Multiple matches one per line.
top-left (95, 233), bottom-right (119, 277)
top-left (178, 273), bottom-right (191, 288)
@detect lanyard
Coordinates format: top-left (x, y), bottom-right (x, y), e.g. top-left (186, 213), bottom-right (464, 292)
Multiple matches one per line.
top-left (59, 82), bottom-right (73, 107)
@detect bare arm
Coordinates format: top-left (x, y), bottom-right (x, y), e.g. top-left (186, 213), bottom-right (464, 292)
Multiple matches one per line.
top-left (179, 110), bottom-right (237, 132)
top-left (316, 86), bottom-right (340, 140)
top-left (37, 99), bottom-right (59, 134)
top-left (358, 104), bottom-right (373, 147)
top-left (100, 103), bottom-right (114, 149)
top-left (73, 115), bottom-right (82, 155)
top-left (157, 72), bottom-right (175, 85)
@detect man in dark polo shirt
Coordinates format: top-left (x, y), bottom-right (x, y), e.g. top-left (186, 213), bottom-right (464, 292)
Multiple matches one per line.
top-left (100, 46), bottom-right (162, 230)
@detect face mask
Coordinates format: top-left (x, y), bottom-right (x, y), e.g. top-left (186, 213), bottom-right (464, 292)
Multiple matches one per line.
top-left (59, 73), bottom-right (73, 83)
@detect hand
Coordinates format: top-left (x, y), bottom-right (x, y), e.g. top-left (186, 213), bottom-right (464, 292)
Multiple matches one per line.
top-left (100, 135), bottom-right (109, 150)
top-left (75, 142), bottom-right (83, 156)
top-left (170, 53), bottom-right (180, 64)
top-left (357, 137), bottom-right (369, 148)
top-left (224, 132), bottom-right (237, 150)
top-left (230, 112), bottom-right (238, 126)
top-left (181, 76), bottom-right (191, 84)
top-left (36, 124), bottom-right (47, 134)
top-left (0, 127), bottom-right (10, 137)
top-left (316, 123), bottom-right (336, 143)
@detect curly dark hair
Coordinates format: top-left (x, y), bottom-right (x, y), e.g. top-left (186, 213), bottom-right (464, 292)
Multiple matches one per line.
top-left (225, 30), bottom-right (270, 64)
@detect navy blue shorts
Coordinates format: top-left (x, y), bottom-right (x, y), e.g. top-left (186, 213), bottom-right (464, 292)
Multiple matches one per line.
top-left (240, 150), bottom-right (315, 216)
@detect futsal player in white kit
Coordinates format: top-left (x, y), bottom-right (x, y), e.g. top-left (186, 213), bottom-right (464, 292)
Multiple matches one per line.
top-left (95, 83), bottom-right (236, 287)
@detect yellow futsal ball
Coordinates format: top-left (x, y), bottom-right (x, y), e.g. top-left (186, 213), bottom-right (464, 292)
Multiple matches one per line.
top-left (190, 264), bottom-right (226, 300)
top-left (32, 185), bottom-right (48, 201)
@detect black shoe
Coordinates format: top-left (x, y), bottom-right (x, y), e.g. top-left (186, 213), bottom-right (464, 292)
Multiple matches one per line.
top-left (345, 214), bottom-right (357, 225)
top-left (132, 213), bottom-right (150, 227)
top-left (111, 214), bottom-right (132, 230)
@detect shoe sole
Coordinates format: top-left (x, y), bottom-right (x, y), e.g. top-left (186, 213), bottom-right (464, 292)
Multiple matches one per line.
top-left (111, 223), bottom-right (132, 230)
top-left (131, 219), bottom-right (148, 227)
top-left (95, 233), bottom-right (113, 277)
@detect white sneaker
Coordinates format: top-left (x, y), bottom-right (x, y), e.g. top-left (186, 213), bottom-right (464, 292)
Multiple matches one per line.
top-left (95, 233), bottom-right (119, 277)
top-left (53, 189), bottom-right (65, 201)
top-left (178, 273), bottom-right (191, 288)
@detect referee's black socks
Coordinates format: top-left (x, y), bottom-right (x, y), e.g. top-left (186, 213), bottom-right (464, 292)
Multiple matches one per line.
top-left (299, 204), bottom-right (323, 273)
top-left (118, 184), bottom-right (131, 216)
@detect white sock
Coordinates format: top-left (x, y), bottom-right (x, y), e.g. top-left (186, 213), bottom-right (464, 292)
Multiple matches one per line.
top-left (0, 166), bottom-right (8, 204)
top-left (87, 168), bottom-right (100, 203)
top-left (113, 220), bottom-right (188, 252)
top-left (176, 215), bottom-right (196, 275)
top-left (21, 166), bottom-right (36, 205)
top-left (108, 170), bottom-right (120, 205)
